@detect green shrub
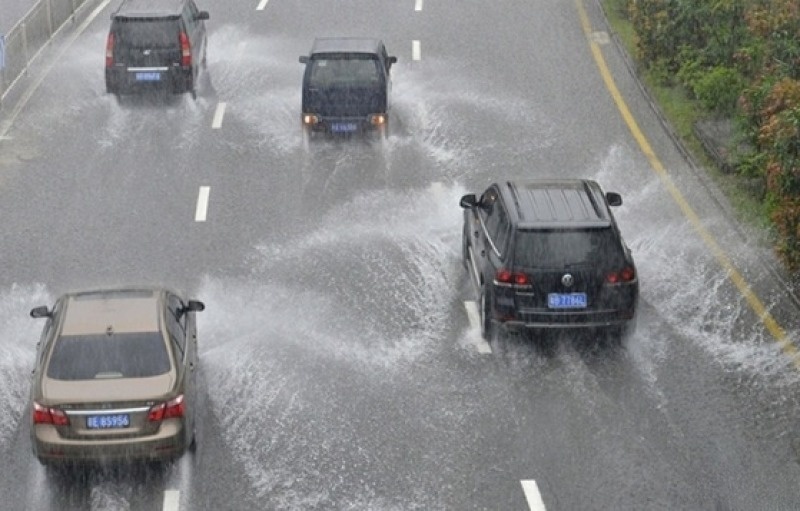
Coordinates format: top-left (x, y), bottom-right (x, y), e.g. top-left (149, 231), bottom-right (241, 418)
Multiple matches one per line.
top-left (621, 0), bottom-right (800, 271)
top-left (675, 46), bottom-right (706, 97)
top-left (693, 66), bottom-right (746, 116)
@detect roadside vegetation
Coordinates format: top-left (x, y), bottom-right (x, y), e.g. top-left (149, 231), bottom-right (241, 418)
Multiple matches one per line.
top-left (601, 0), bottom-right (800, 272)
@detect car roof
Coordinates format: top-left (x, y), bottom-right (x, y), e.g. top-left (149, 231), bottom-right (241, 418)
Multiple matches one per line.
top-left (498, 179), bottom-right (614, 229)
top-left (112, 0), bottom-right (187, 18)
top-left (59, 287), bottom-right (162, 336)
top-left (309, 37), bottom-right (384, 56)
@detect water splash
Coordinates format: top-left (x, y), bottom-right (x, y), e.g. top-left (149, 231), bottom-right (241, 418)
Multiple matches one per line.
top-left (0, 283), bottom-right (51, 449)
top-left (196, 183), bottom-right (467, 507)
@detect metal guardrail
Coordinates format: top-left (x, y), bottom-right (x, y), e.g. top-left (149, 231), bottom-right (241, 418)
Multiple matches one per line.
top-left (0, 0), bottom-right (92, 104)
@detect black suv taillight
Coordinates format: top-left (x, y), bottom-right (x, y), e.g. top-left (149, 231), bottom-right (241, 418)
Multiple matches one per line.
top-left (605, 266), bottom-right (636, 284)
top-left (105, 33), bottom-right (115, 68)
top-left (495, 268), bottom-right (531, 286)
top-left (179, 32), bottom-right (191, 66)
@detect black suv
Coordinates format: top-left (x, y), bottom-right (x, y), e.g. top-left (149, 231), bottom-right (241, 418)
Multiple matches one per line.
top-left (299, 38), bottom-right (396, 137)
top-left (460, 179), bottom-right (638, 340)
top-left (105, 0), bottom-right (209, 98)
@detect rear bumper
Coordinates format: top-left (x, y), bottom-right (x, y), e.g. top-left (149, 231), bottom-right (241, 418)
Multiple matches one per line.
top-left (498, 310), bottom-right (636, 331)
top-left (492, 283), bottom-right (638, 331)
top-left (32, 419), bottom-right (187, 464)
top-left (301, 114), bottom-right (387, 134)
top-left (105, 67), bottom-right (194, 94)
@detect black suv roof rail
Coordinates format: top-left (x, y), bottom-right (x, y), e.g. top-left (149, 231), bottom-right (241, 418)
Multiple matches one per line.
top-left (310, 37), bottom-right (384, 55)
top-left (504, 179), bottom-right (613, 229)
top-left (113, 0), bottom-right (186, 17)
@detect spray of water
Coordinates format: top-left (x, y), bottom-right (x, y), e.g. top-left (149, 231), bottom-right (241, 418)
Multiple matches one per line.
top-left (0, 283), bottom-right (51, 449)
top-left (196, 182), bottom-right (466, 507)
top-left (90, 482), bottom-right (131, 511)
top-left (391, 61), bottom-right (559, 178)
top-left (593, 145), bottom-right (800, 393)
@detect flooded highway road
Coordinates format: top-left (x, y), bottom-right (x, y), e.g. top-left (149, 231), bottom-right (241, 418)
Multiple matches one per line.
top-left (1, 0), bottom-right (800, 509)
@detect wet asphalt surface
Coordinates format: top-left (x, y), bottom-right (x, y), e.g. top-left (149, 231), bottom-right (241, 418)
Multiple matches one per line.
top-left (1, 0), bottom-right (800, 509)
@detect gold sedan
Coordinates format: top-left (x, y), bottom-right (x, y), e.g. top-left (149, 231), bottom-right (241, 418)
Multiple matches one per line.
top-left (29, 287), bottom-right (204, 466)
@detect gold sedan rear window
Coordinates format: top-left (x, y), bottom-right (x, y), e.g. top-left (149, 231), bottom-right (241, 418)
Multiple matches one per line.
top-left (46, 332), bottom-right (170, 380)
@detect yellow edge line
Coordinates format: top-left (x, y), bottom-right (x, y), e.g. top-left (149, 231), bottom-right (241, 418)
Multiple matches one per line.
top-left (574, 0), bottom-right (799, 365)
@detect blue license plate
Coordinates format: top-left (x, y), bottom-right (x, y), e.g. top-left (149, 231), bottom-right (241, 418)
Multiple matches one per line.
top-left (548, 293), bottom-right (587, 309)
top-left (135, 72), bottom-right (161, 82)
top-left (331, 122), bottom-right (358, 133)
top-left (86, 414), bottom-right (130, 429)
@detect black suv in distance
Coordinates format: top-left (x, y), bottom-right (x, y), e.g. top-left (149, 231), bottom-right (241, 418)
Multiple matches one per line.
top-left (299, 38), bottom-right (397, 137)
top-left (105, 0), bottom-right (209, 99)
top-left (460, 179), bottom-right (638, 340)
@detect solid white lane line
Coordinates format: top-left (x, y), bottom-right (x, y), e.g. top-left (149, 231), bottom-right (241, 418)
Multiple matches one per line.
top-left (211, 102), bottom-right (227, 129)
top-left (412, 40), bottom-right (421, 61)
top-left (414, 0), bottom-right (423, 11)
top-left (163, 490), bottom-right (180, 511)
top-left (195, 186), bottom-right (210, 222)
top-left (521, 480), bottom-right (547, 511)
top-left (464, 301), bottom-right (492, 354)
top-left (256, 0), bottom-right (269, 10)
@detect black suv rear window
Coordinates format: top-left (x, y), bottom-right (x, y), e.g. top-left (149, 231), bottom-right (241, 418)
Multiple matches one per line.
top-left (47, 333), bottom-right (171, 380)
top-left (308, 54), bottom-right (382, 87)
top-left (114, 19), bottom-right (179, 47)
top-left (513, 228), bottom-right (624, 268)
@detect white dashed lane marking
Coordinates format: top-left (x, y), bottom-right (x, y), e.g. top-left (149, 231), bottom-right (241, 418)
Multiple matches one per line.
top-left (521, 480), bottom-right (547, 510)
top-left (211, 102), bottom-right (227, 129)
top-left (414, 0), bottom-right (423, 11)
top-left (256, 0), bottom-right (269, 10)
top-left (195, 186), bottom-right (210, 222)
top-left (163, 490), bottom-right (180, 511)
top-left (464, 301), bottom-right (492, 354)
top-left (412, 40), bottom-right (421, 61)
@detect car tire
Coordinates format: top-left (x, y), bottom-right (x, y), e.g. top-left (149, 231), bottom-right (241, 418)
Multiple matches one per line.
top-left (41, 461), bottom-right (68, 481)
top-left (461, 226), bottom-right (470, 270)
top-left (188, 428), bottom-right (197, 452)
top-left (618, 316), bottom-right (637, 342)
top-left (480, 287), bottom-right (494, 341)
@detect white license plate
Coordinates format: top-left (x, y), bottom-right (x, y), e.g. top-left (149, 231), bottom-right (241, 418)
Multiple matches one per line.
top-left (86, 414), bottom-right (130, 429)
top-left (547, 293), bottom-right (587, 309)
top-left (331, 122), bottom-right (358, 133)
top-left (135, 72), bottom-right (161, 82)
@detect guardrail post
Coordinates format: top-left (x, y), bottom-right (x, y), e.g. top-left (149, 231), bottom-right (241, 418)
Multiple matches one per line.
top-left (0, 35), bottom-right (4, 105)
top-left (46, 0), bottom-right (54, 35)
top-left (22, 23), bottom-right (30, 76)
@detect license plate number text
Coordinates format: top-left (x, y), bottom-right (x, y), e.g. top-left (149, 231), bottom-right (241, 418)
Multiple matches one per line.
top-left (135, 72), bottom-right (161, 82)
top-left (547, 293), bottom-right (587, 309)
top-left (86, 414), bottom-right (130, 429)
